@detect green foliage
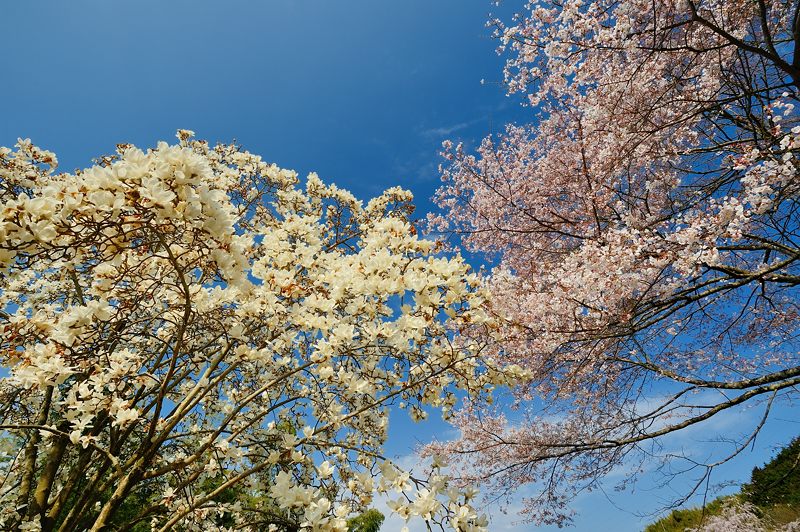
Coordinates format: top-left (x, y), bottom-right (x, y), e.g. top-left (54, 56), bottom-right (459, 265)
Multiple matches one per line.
top-left (744, 436), bottom-right (800, 508)
top-left (643, 496), bottom-right (733, 532)
top-left (106, 484), bottom-right (160, 532)
top-left (763, 504), bottom-right (800, 528)
top-left (347, 508), bottom-right (385, 532)
top-left (104, 475), bottom-right (244, 530)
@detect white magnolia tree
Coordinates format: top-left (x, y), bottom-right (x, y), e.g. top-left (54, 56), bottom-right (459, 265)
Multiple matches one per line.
top-left (0, 131), bottom-right (524, 531)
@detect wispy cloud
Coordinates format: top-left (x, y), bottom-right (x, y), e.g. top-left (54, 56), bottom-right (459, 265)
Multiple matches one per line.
top-left (418, 112), bottom-right (498, 139)
top-left (420, 121), bottom-right (472, 138)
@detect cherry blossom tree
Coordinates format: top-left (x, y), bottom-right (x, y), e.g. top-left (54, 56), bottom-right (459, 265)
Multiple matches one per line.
top-left (0, 131), bottom-right (524, 531)
top-left (687, 501), bottom-right (799, 531)
top-left (430, 0), bottom-right (800, 525)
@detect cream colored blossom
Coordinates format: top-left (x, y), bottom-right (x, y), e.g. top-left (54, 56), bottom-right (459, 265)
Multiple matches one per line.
top-left (0, 134), bottom-right (510, 531)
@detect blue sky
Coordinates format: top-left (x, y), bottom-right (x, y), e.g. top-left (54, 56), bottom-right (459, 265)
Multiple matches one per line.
top-left (2, 1), bottom-right (798, 531)
top-left (2, 0), bottom-right (519, 213)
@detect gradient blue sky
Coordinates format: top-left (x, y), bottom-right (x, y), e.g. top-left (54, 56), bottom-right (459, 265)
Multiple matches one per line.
top-left (2, 2), bottom-right (797, 531)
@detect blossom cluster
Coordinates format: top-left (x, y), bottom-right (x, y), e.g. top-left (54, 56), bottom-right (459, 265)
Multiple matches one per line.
top-left (431, 0), bottom-right (800, 525)
top-left (0, 132), bottom-right (526, 530)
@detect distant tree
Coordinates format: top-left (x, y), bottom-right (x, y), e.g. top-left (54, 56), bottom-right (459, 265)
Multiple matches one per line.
top-left (686, 502), bottom-right (771, 532)
top-left (746, 437), bottom-right (800, 507)
top-left (680, 499), bottom-right (799, 532)
top-left (346, 508), bottom-right (385, 532)
top-left (0, 132), bottom-right (515, 530)
top-left (430, 0), bottom-right (800, 525)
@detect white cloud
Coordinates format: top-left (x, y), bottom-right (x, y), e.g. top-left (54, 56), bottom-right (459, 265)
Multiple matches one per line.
top-left (420, 122), bottom-right (471, 138)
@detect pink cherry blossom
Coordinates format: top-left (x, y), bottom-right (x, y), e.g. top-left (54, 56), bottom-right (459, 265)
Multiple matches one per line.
top-left (430, 0), bottom-right (800, 525)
